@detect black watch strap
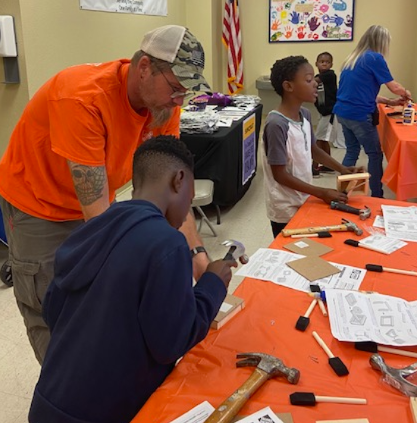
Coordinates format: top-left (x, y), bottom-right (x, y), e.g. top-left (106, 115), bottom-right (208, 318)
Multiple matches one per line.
top-left (190, 246), bottom-right (207, 258)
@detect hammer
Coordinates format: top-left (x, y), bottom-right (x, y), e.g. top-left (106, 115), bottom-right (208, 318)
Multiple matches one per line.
top-left (330, 201), bottom-right (371, 220)
top-left (222, 239), bottom-right (249, 264)
top-left (204, 352), bottom-right (300, 423)
top-left (282, 218), bottom-right (363, 237)
top-left (370, 353), bottom-right (417, 396)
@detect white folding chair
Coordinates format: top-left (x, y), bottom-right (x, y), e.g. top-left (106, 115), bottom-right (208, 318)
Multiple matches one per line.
top-left (192, 180), bottom-right (220, 237)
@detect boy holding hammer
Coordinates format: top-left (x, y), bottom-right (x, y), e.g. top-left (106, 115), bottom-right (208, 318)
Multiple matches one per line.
top-left (29, 136), bottom-right (237, 423)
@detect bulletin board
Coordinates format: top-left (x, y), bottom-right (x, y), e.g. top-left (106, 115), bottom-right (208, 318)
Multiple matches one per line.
top-left (269, 0), bottom-right (354, 43)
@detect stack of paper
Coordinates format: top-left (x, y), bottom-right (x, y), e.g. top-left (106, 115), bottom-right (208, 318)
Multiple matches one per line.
top-left (381, 205), bottom-right (417, 242)
top-left (326, 289), bottom-right (417, 346)
top-left (357, 234), bottom-right (407, 254)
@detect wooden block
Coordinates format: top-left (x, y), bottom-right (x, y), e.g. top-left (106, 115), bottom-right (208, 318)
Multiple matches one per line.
top-left (411, 397), bottom-right (417, 423)
top-left (337, 172), bottom-right (370, 196)
top-left (210, 295), bottom-right (244, 329)
top-left (316, 419), bottom-right (370, 423)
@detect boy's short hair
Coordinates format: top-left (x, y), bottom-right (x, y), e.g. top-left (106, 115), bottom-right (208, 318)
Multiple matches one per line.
top-left (132, 135), bottom-right (194, 189)
top-left (316, 52), bottom-right (333, 62)
top-left (270, 55), bottom-right (309, 97)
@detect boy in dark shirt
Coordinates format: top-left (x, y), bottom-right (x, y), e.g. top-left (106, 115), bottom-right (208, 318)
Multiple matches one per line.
top-left (29, 135), bottom-right (237, 423)
top-left (312, 52), bottom-right (346, 176)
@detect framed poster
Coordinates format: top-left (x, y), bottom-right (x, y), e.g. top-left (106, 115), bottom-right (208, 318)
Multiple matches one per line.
top-left (269, 0), bottom-right (354, 43)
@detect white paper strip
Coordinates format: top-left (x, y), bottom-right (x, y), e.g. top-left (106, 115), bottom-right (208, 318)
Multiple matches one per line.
top-left (80, 0), bottom-right (167, 16)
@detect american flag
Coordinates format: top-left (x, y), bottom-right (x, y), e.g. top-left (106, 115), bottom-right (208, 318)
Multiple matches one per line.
top-left (222, 0), bottom-right (243, 95)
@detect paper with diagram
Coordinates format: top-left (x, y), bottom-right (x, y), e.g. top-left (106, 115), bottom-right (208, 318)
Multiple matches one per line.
top-left (326, 289), bottom-right (417, 346)
top-left (235, 406), bottom-right (284, 423)
top-left (381, 205), bottom-right (417, 242)
top-left (235, 248), bottom-right (365, 292)
top-left (168, 402), bottom-right (284, 423)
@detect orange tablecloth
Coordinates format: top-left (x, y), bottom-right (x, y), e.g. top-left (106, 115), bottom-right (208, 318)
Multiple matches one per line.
top-left (378, 103), bottom-right (417, 200)
top-left (132, 196), bottom-right (417, 423)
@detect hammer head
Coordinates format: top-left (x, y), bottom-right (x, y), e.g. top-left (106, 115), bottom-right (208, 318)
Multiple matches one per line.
top-left (341, 218), bottom-right (363, 236)
top-left (370, 353), bottom-right (417, 396)
top-left (236, 352), bottom-right (300, 384)
top-left (359, 206), bottom-right (371, 221)
top-left (222, 239), bottom-right (249, 264)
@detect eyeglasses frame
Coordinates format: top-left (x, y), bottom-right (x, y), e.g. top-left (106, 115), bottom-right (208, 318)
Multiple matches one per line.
top-left (151, 59), bottom-right (194, 99)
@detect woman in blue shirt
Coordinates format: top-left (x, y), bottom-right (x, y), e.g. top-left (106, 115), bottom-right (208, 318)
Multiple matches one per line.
top-left (334, 25), bottom-right (411, 197)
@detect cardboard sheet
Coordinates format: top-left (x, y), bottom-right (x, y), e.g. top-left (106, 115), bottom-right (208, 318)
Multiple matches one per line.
top-left (283, 238), bottom-right (333, 257)
top-left (286, 256), bottom-right (341, 282)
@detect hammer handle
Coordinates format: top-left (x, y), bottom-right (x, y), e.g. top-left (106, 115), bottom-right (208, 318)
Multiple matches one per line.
top-left (282, 225), bottom-right (348, 237)
top-left (223, 246), bottom-right (236, 261)
top-left (330, 201), bottom-right (361, 215)
top-left (223, 252), bottom-right (235, 261)
top-left (410, 397), bottom-right (417, 423)
top-left (204, 368), bottom-right (269, 423)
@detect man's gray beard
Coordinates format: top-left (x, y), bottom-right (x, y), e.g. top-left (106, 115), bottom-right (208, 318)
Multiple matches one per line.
top-left (149, 108), bottom-right (172, 128)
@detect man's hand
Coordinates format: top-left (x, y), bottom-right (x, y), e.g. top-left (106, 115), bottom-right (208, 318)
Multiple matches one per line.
top-left (205, 259), bottom-right (238, 290)
top-left (318, 188), bottom-right (348, 204)
top-left (341, 165), bottom-right (366, 175)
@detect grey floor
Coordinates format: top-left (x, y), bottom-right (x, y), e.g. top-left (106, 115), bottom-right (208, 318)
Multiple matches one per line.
top-left (0, 142), bottom-right (395, 423)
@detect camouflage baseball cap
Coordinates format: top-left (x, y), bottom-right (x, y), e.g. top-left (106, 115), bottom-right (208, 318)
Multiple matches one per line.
top-left (140, 25), bottom-right (211, 93)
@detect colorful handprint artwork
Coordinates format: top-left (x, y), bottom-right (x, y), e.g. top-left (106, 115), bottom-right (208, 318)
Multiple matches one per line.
top-left (269, 0), bottom-right (354, 42)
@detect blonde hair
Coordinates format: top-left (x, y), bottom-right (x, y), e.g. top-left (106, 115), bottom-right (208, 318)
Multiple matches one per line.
top-left (342, 25), bottom-right (391, 70)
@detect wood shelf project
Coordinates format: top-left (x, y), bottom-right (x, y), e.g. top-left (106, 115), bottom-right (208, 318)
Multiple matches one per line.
top-left (337, 173), bottom-right (370, 196)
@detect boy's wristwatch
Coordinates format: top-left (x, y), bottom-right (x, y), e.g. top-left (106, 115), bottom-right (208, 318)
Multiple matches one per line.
top-left (190, 246), bottom-right (207, 258)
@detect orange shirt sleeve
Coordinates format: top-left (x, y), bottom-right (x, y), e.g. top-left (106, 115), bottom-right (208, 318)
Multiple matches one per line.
top-left (49, 98), bottom-right (107, 166)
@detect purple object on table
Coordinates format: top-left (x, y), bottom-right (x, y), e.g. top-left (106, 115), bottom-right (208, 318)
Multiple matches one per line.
top-left (191, 92), bottom-right (232, 107)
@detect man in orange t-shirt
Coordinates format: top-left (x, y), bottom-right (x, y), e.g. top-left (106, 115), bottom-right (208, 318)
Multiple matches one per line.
top-left (0, 25), bottom-right (212, 364)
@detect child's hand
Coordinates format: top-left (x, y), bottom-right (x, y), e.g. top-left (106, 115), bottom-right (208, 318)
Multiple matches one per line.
top-left (319, 188), bottom-right (348, 204)
top-left (341, 165), bottom-right (366, 174)
top-left (205, 259), bottom-right (238, 289)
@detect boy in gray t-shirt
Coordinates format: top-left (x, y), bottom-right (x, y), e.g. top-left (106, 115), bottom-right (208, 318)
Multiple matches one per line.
top-left (262, 55), bottom-right (363, 237)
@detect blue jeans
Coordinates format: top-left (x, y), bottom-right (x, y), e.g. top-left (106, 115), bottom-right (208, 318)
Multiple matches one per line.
top-left (337, 115), bottom-right (384, 198)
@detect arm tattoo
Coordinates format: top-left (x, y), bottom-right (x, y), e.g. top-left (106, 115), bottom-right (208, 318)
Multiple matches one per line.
top-left (68, 161), bottom-right (106, 206)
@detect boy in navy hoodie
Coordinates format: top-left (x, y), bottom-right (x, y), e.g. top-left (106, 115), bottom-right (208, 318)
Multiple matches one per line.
top-left (29, 135), bottom-right (237, 423)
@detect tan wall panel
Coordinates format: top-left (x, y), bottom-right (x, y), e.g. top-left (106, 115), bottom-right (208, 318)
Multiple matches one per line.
top-left (20, 0), bottom-right (187, 97)
top-left (232, 0), bottom-right (417, 108)
top-left (1, 0), bottom-right (416, 156)
top-left (0, 1), bottom-right (29, 156)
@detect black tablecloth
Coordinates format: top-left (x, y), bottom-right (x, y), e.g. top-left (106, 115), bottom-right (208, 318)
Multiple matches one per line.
top-left (180, 104), bottom-right (263, 207)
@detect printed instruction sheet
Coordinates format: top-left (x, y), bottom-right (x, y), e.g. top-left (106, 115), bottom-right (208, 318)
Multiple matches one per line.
top-left (326, 289), bottom-right (417, 346)
top-left (235, 248), bottom-right (365, 293)
top-left (358, 234), bottom-right (407, 254)
top-left (382, 205), bottom-right (417, 242)
top-left (168, 402), bottom-right (284, 423)
top-left (235, 406), bottom-right (284, 423)
top-left (169, 401), bottom-right (214, 423)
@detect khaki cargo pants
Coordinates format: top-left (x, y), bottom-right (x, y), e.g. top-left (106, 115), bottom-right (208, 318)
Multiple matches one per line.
top-left (0, 196), bottom-right (83, 364)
